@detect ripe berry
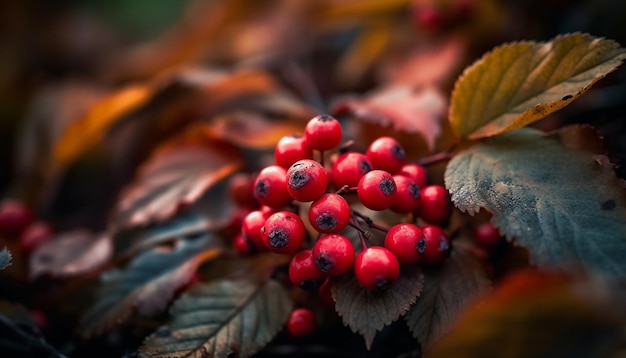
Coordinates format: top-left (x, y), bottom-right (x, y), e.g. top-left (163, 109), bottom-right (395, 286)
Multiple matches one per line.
top-left (331, 152), bottom-right (372, 188)
top-left (308, 193), bottom-right (351, 234)
top-left (20, 222), bottom-right (53, 254)
top-left (260, 211), bottom-right (306, 254)
top-left (241, 209), bottom-right (271, 251)
top-left (355, 246), bottom-right (400, 291)
top-left (366, 136), bottom-right (406, 174)
top-left (418, 225), bottom-right (451, 265)
top-left (390, 175), bottom-right (421, 213)
top-left (287, 308), bottom-right (316, 338)
top-left (398, 163), bottom-right (428, 188)
top-left (304, 114), bottom-right (343, 151)
top-left (384, 223), bottom-right (424, 265)
top-left (275, 134), bottom-right (313, 168)
top-left (357, 170), bottom-right (397, 211)
top-left (0, 199), bottom-right (33, 237)
top-left (228, 173), bottom-right (257, 208)
top-left (289, 250), bottom-right (327, 291)
top-left (473, 222), bottom-right (502, 249)
top-left (286, 159), bottom-right (328, 202)
top-left (233, 233), bottom-right (254, 256)
top-left (312, 234), bottom-right (355, 277)
top-left (419, 185), bottom-right (451, 224)
top-left (317, 279), bottom-right (334, 307)
top-left (253, 166), bottom-right (292, 209)
top-left (411, 4), bottom-right (444, 31)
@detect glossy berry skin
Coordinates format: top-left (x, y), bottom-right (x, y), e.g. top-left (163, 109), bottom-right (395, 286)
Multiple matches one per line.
top-left (366, 136), bottom-right (406, 174)
top-left (384, 223), bottom-right (424, 265)
top-left (253, 166), bottom-right (292, 209)
top-left (0, 199), bottom-right (33, 237)
top-left (304, 114), bottom-right (343, 151)
top-left (390, 175), bottom-right (421, 214)
top-left (355, 246), bottom-right (400, 291)
top-left (418, 225), bottom-right (451, 265)
top-left (275, 134), bottom-right (313, 169)
top-left (286, 159), bottom-right (328, 202)
top-left (260, 211), bottom-right (306, 254)
top-left (473, 223), bottom-right (502, 249)
top-left (308, 193), bottom-right (351, 234)
top-left (317, 279), bottom-right (334, 307)
top-left (287, 308), bottom-right (316, 338)
top-left (357, 170), bottom-right (397, 211)
top-left (228, 173), bottom-right (257, 208)
top-left (289, 250), bottom-right (327, 291)
top-left (233, 233), bottom-right (254, 256)
top-left (331, 152), bottom-right (372, 188)
top-left (312, 234), bottom-right (355, 277)
top-left (241, 209), bottom-right (270, 251)
top-left (398, 163), bottom-right (428, 188)
top-left (19, 222), bottom-right (53, 254)
top-left (419, 185), bottom-right (451, 225)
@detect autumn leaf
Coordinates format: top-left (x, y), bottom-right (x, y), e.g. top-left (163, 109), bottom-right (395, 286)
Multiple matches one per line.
top-left (30, 231), bottom-right (112, 279)
top-left (0, 248), bottom-right (11, 270)
top-left (444, 128), bottom-right (626, 276)
top-left (79, 236), bottom-right (221, 338)
top-left (139, 279), bottom-right (293, 358)
top-left (405, 243), bottom-right (491, 350)
top-left (331, 265), bottom-right (424, 349)
top-left (449, 33), bottom-right (626, 139)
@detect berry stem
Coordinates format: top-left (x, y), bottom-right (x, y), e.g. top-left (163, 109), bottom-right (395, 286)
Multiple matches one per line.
top-left (335, 185), bottom-right (357, 195)
top-left (320, 150), bottom-right (325, 167)
top-left (351, 210), bottom-right (389, 233)
top-left (418, 146), bottom-right (456, 167)
top-left (350, 218), bottom-right (370, 250)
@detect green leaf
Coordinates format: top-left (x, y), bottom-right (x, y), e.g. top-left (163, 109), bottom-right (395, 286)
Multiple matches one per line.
top-left (80, 236), bottom-right (221, 337)
top-left (139, 279), bottom-right (293, 358)
top-left (444, 128), bottom-right (626, 276)
top-left (405, 243), bottom-right (490, 349)
top-left (450, 33), bottom-right (626, 139)
top-left (0, 248), bottom-right (11, 270)
top-left (331, 266), bottom-right (424, 349)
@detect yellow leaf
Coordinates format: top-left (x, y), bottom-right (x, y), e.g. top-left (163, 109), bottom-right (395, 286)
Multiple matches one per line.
top-left (449, 33), bottom-right (626, 140)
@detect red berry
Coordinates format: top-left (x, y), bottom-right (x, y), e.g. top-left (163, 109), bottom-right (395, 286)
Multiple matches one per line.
top-left (289, 250), bottom-right (327, 291)
top-left (418, 225), bottom-right (451, 265)
top-left (241, 209), bottom-right (271, 251)
top-left (357, 170), bottom-right (397, 211)
top-left (20, 222), bottom-right (53, 254)
top-left (260, 211), bottom-right (306, 254)
top-left (419, 185), bottom-right (451, 224)
top-left (412, 4), bottom-right (443, 31)
top-left (331, 152), bottom-right (372, 188)
top-left (473, 223), bottom-right (502, 249)
top-left (233, 233), bottom-right (254, 256)
top-left (312, 234), bottom-right (355, 277)
top-left (308, 193), bottom-right (351, 234)
top-left (355, 246), bottom-right (400, 291)
top-left (253, 166), bottom-right (292, 209)
top-left (275, 134), bottom-right (313, 168)
top-left (366, 136), bottom-right (406, 174)
top-left (304, 114), bottom-right (343, 151)
top-left (228, 173), bottom-right (257, 208)
top-left (317, 278), bottom-right (334, 307)
top-left (384, 223), bottom-right (424, 265)
top-left (287, 308), bottom-right (316, 338)
top-left (286, 159), bottom-right (328, 202)
top-left (0, 199), bottom-right (33, 237)
top-left (390, 175), bottom-right (421, 214)
top-left (398, 163), bottom-right (428, 188)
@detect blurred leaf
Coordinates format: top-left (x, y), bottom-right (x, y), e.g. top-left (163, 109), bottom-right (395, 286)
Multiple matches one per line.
top-left (450, 33), bottom-right (626, 139)
top-left (333, 85), bottom-right (447, 151)
top-left (0, 248), bottom-right (11, 270)
top-left (553, 124), bottom-right (607, 154)
top-left (444, 128), bottom-right (626, 276)
top-left (80, 236), bottom-right (221, 338)
top-left (30, 231), bottom-right (112, 279)
top-left (331, 266), bottom-right (424, 349)
top-left (114, 125), bottom-right (242, 229)
top-left (139, 279), bottom-right (292, 358)
top-left (0, 313), bottom-right (66, 358)
top-left (428, 270), bottom-right (624, 358)
top-left (405, 243), bottom-right (491, 349)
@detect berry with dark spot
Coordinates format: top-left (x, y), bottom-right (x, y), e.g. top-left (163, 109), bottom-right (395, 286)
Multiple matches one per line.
top-left (331, 152), bottom-right (372, 188)
top-left (304, 114), bottom-right (343, 151)
top-left (390, 175), bottom-right (421, 214)
top-left (366, 136), bottom-right (406, 174)
top-left (308, 193), bottom-right (351, 234)
top-left (253, 166), bottom-right (293, 209)
top-left (312, 234), bottom-right (355, 276)
top-left (289, 250), bottom-right (327, 291)
top-left (286, 159), bottom-right (328, 202)
top-left (398, 163), bottom-right (428, 188)
top-left (357, 170), bottom-right (397, 211)
top-left (355, 246), bottom-right (400, 291)
top-left (384, 223), bottom-right (424, 265)
top-left (260, 211), bottom-right (306, 254)
top-left (419, 225), bottom-right (451, 265)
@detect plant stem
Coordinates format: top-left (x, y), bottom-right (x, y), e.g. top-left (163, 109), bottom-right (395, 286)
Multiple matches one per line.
top-left (351, 210), bottom-right (389, 233)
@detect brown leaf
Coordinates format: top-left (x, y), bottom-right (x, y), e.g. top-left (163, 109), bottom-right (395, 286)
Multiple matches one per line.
top-left (552, 124), bottom-right (607, 155)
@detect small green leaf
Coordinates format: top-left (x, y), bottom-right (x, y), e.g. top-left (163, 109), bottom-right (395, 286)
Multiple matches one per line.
top-left (450, 33), bottom-right (626, 139)
top-left (0, 248), bottom-right (12, 270)
top-left (444, 128), bottom-right (626, 276)
top-left (80, 236), bottom-right (221, 337)
top-left (139, 279), bottom-right (293, 358)
top-left (405, 243), bottom-right (490, 349)
top-left (331, 266), bottom-right (424, 349)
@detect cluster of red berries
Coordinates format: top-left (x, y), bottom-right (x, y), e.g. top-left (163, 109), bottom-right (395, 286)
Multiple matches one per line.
top-left (231, 114), bottom-right (452, 300)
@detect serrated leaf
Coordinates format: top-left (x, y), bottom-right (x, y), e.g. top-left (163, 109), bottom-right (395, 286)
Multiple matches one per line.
top-left (0, 248), bottom-right (12, 270)
top-left (331, 266), bottom-right (424, 349)
top-left (30, 231), bottom-right (112, 279)
top-left (450, 33), bottom-right (626, 139)
top-left (139, 279), bottom-right (293, 358)
top-left (444, 128), bottom-right (626, 276)
top-left (80, 236), bottom-right (221, 338)
top-left (405, 243), bottom-right (490, 349)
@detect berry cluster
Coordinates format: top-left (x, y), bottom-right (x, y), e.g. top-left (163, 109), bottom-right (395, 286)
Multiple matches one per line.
top-left (230, 114), bottom-right (452, 297)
